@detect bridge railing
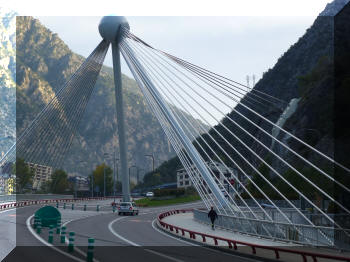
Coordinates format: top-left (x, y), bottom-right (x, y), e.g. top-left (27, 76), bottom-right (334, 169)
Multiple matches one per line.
top-left (157, 209), bottom-right (350, 262)
top-left (193, 209), bottom-right (350, 251)
top-left (0, 196), bottom-right (118, 211)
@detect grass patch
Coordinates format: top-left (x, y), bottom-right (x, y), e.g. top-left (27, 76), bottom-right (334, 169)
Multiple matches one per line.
top-left (135, 195), bottom-right (200, 207)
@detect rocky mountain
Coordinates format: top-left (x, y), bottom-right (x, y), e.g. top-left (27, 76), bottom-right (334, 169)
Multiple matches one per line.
top-left (141, 0), bottom-right (350, 192)
top-left (12, 16), bottom-right (208, 178)
top-left (0, 8), bottom-right (16, 156)
top-left (320, 0), bottom-right (349, 16)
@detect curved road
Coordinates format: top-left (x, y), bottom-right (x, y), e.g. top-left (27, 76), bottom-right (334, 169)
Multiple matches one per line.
top-left (2, 202), bottom-right (264, 262)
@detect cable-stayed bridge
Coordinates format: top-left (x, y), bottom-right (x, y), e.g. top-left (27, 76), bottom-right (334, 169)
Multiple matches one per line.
top-left (1, 16), bottom-right (349, 256)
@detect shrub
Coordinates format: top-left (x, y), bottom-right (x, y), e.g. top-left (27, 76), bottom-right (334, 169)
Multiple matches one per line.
top-left (154, 188), bottom-right (185, 197)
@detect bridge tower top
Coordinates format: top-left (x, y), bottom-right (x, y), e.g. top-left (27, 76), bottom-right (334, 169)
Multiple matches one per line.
top-left (98, 16), bottom-right (129, 43)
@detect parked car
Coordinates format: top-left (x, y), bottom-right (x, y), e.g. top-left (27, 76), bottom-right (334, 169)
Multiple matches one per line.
top-left (118, 202), bottom-right (139, 216)
top-left (146, 192), bottom-right (154, 197)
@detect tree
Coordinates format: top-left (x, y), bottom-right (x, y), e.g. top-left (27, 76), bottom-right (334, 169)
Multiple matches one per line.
top-left (14, 158), bottom-right (34, 193)
top-left (92, 163), bottom-right (113, 195)
top-left (49, 169), bottom-right (69, 194)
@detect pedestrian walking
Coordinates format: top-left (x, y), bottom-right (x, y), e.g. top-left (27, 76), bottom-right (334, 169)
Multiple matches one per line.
top-left (208, 206), bottom-right (218, 230)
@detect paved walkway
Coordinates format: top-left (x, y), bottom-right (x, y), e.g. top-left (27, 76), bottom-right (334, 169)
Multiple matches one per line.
top-left (163, 212), bottom-right (294, 247)
top-left (161, 212), bottom-right (350, 262)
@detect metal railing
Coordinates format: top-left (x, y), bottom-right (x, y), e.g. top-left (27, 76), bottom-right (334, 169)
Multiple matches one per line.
top-left (193, 209), bottom-right (350, 251)
top-left (157, 209), bottom-right (350, 262)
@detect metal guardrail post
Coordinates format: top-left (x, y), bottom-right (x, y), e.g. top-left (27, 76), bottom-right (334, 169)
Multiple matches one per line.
top-left (68, 232), bottom-right (75, 252)
top-left (56, 220), bottom-right (61, 234)
top-left (87, 238), bottom-right (95, 262)
top-left (48, 225), bottom-right (54, 243)
top-left (60, 226), bottom-right (66, 244)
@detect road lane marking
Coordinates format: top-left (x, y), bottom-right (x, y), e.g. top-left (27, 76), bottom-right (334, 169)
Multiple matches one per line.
top-left (61, 220), bottom-right (100, 262)
top-left (26, 215), bottom-right (85, 262)
top-left (108, 217), bottom-right (139, 246)
top-left (108, 217), bottom-right (185, 262)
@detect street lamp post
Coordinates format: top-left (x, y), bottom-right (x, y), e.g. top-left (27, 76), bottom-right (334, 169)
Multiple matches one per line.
top-left (103, 153), bottom-right (110, 197)
top-left (137, 168), bottom-right (144, 185)
top-left (145, 154), bottom-right (155, 172)
top-left (74, 177), bottom-right (77, 199)
top-left (129, 165), bottom-right (137, 185)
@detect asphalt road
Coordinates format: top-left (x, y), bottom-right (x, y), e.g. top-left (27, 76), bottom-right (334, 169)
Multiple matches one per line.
top-left (1, 202), bottom-right (265, 262)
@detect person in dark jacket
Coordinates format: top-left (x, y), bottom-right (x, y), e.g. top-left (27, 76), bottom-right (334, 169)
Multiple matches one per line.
top-left (208, 206), bottom-right (218, 230)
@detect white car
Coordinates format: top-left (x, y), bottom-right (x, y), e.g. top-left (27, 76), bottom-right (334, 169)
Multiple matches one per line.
top-left (146, 192), bottom-right (154, 197)
top-left (118, 202), bottom-right (139, 216)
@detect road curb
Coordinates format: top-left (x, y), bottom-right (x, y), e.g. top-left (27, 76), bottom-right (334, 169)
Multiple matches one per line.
top-left (154, 219), bottom-right (277, 262)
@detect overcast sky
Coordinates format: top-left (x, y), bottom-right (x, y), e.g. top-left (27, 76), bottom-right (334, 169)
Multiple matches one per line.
top-left (1, 0), bottom-right (331, 84)
top-left (37, 15), bottom-right (317, 85)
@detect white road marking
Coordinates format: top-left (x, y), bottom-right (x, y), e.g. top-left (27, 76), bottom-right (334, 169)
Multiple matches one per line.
top-left (108, 217), bottom-right (139, 246)
top-left (108, 217), bottom-right (185, 262)
top-left (26, 215), bottom-right (85, 262)
top-left (61, 216), bottom-right (101, 262)
top-left (0, 208), bottom-right (16, 214)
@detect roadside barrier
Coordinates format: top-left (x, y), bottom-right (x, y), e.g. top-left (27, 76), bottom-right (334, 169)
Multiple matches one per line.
top-left (33, 216), bottom-right (39, 229)
top-left (87, 238), bottom-right (95, 262)
top-left (48, 225), bottom-right (54, 243)
top-left (61, 226), bottom-right (66, 244)
top-left (36, 220), bottom-right (42, 234)
top-left (68, 232), bottom-right (75, 253)
top-left (56, 220), bottom-right (61, 234)
top-left (157, 210), bottom-right (350, 262)
top-left (0, 196), bottom-right (121, 212)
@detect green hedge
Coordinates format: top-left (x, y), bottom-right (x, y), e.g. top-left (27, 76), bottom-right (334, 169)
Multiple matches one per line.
top-left (153, 186), bottom-right (197, 197)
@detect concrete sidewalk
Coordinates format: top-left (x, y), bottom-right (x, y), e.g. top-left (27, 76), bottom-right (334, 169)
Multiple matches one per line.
top-left (160, 212), bottom-right (350, 262)
top-left (163, 212), bottom-right (294, 247)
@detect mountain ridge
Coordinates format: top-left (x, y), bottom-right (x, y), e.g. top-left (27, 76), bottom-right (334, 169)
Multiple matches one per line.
top-left (12, 16), bottom-right (209, 179)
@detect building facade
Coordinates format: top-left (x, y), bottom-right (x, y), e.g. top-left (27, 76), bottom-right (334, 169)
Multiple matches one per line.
top-left (28, 162), bottom-right (53, 190)
top-left (0, 174), bottom-right (15, 195)
top-left (177, 161), bottom-right (239, 191)
top-left (68, 173), bottom-right (90, 192)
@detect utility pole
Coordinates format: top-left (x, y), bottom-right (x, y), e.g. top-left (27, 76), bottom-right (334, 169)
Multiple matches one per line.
top-left (99, 16), bottom-right (131, 202)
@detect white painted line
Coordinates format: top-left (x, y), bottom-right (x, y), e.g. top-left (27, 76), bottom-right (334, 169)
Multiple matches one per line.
top-left (108, 217), bottom-right (139, 246)
top-left (26, 215), bottom-right (85, 262)
top-left (0, 208), bottom-right (16, 214)
top-left (62, 219), bottom-right (100, 262)
top-left (143, 248), bottom-right (185, 262)
top-left (108, 217), bottom-right (185, 262)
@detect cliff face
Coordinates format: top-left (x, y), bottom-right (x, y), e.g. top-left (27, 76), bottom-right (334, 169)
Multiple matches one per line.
top-left (0, 9), bottom-right (16, 155)
top-left (13, 16), bottom-right (208, 177)
top-left (142, 1), bottom-right (350, 189)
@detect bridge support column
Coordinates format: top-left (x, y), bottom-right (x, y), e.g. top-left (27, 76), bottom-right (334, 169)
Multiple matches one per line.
top-left (112, 43), bottom-right (130, 202)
